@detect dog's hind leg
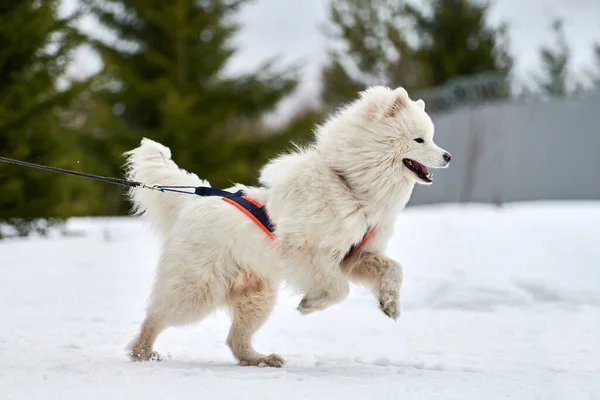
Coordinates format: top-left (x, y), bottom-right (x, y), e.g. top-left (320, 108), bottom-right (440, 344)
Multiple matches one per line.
top-left (128, 253), bottom-right (225, 362)
top-left (341, 252), bottom-right (403, 319)
top-left (129, 314), bottom-right (165, 361)
top-left (226, 271), bottom-right (283, 367)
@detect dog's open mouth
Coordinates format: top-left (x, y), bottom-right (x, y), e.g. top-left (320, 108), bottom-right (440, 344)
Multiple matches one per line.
top-left (403, 159), bottom-right (433, 182)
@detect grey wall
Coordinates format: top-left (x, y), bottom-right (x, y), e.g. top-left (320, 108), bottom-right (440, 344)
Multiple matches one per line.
top-left (409, 90), bottom-right (600, 205)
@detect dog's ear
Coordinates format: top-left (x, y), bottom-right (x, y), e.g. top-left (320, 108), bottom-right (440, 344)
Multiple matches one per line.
top-left (365, 101), bottom-right (380, 121)
top-left (416, 99), bottom-right (425, 110)
top-left (385, 87), bottom-right (409, 117)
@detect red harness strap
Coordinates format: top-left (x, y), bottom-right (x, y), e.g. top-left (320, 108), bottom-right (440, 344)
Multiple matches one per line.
top-left (222, 196), bottom-right (276, 240)
top-left (343, 226), bottom-right (375, 260)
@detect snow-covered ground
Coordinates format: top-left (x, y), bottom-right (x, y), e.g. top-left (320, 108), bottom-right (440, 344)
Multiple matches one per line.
top-left (1, 202), bottom-right (599, 399)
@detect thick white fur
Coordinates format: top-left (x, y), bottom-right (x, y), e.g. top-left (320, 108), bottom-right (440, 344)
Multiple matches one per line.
top-left (124, 86), bottom-right (450, 367)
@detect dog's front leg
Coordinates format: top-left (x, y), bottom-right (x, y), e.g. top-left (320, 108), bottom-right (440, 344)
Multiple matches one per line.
top-left (278, 236), bottom-right (350, 314)
top-left (297, 274), bottom-right (350, 315)
top-left (294, 257), bottom-right (350, 315)
top-left (341, 252), bottom-right (403, 319)
top-left (377, 258), bottom-right (402, 319)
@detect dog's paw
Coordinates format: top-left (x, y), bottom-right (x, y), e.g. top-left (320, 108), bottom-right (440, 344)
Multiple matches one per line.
top-left (297, 296), bottom-right (316, 315)
top-left (129, 347), bottom-right (161, 362)
top-left (297, 295), bottom-right (327, 315)
top-left (240, 353), bottom-right (285, 368)
top-left (378, 290), bottom-right (400, 320)
top-left (297, 283), bottom-right (349, 314)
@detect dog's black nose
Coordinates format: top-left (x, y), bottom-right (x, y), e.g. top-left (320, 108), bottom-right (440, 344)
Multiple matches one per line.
top-left (443, 152), bottom-right (452, 162)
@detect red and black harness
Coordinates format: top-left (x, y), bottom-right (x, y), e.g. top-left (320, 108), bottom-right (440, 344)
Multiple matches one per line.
top-left (194, 187), bottom-right (374, 261)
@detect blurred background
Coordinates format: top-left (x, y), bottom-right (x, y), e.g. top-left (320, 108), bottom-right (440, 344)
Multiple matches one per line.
top-left (1, 0), bottom-right (599, 238)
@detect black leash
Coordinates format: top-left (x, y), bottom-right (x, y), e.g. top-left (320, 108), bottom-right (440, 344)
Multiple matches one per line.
top-left (0, 156), bottom-right (198, 194)
top-left (0, 156), bottom-right (375, 257)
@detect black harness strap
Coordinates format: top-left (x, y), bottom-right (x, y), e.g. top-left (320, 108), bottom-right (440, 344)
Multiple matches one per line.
top-left (194, 187), bottom-right (275, 237)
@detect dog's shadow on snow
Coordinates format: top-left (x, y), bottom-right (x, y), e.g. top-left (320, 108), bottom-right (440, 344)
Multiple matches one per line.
top-left (148, 357), bottom-right (470, 378)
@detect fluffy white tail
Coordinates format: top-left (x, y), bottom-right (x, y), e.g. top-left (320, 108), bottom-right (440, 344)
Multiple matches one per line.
top-left (124, 138), bottom-right (209, 236)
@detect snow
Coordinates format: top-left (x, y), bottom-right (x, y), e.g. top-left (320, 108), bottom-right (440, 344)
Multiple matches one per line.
top-left (1, 201), bottom-right (599, 399)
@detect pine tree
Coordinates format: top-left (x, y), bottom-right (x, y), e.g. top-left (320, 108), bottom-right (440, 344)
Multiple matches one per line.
top-left (320, 0), bottom-right (422, 111)
top-left (320, 0), bottom-right (513, 113)
top-left (0, 1), bottom-right (87, 237)
top-left (536, 19), bottom-right (571, 98)
top-left (405, 0), bottom-right (513, 86)
top-left (81, 0), bottom-right (298, 213)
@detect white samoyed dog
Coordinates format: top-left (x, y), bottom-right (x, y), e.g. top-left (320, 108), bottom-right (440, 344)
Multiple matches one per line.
top-left (124, 86), bottom-right (451, 367)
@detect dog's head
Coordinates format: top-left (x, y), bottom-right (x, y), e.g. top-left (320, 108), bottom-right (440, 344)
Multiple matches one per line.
top-left (316, 86), bottom-right (451, 185)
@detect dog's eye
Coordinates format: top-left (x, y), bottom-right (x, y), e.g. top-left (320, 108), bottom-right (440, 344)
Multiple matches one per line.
top-left (414, 138), bottom-right (424, 143)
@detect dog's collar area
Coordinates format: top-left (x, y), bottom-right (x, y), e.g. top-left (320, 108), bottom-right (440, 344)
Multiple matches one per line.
top-left (193, 186), bottom-right (372, 261)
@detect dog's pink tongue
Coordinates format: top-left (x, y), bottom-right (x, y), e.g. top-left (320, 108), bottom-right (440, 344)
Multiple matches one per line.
top-left (416, 162), bottom-right (428, 174)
